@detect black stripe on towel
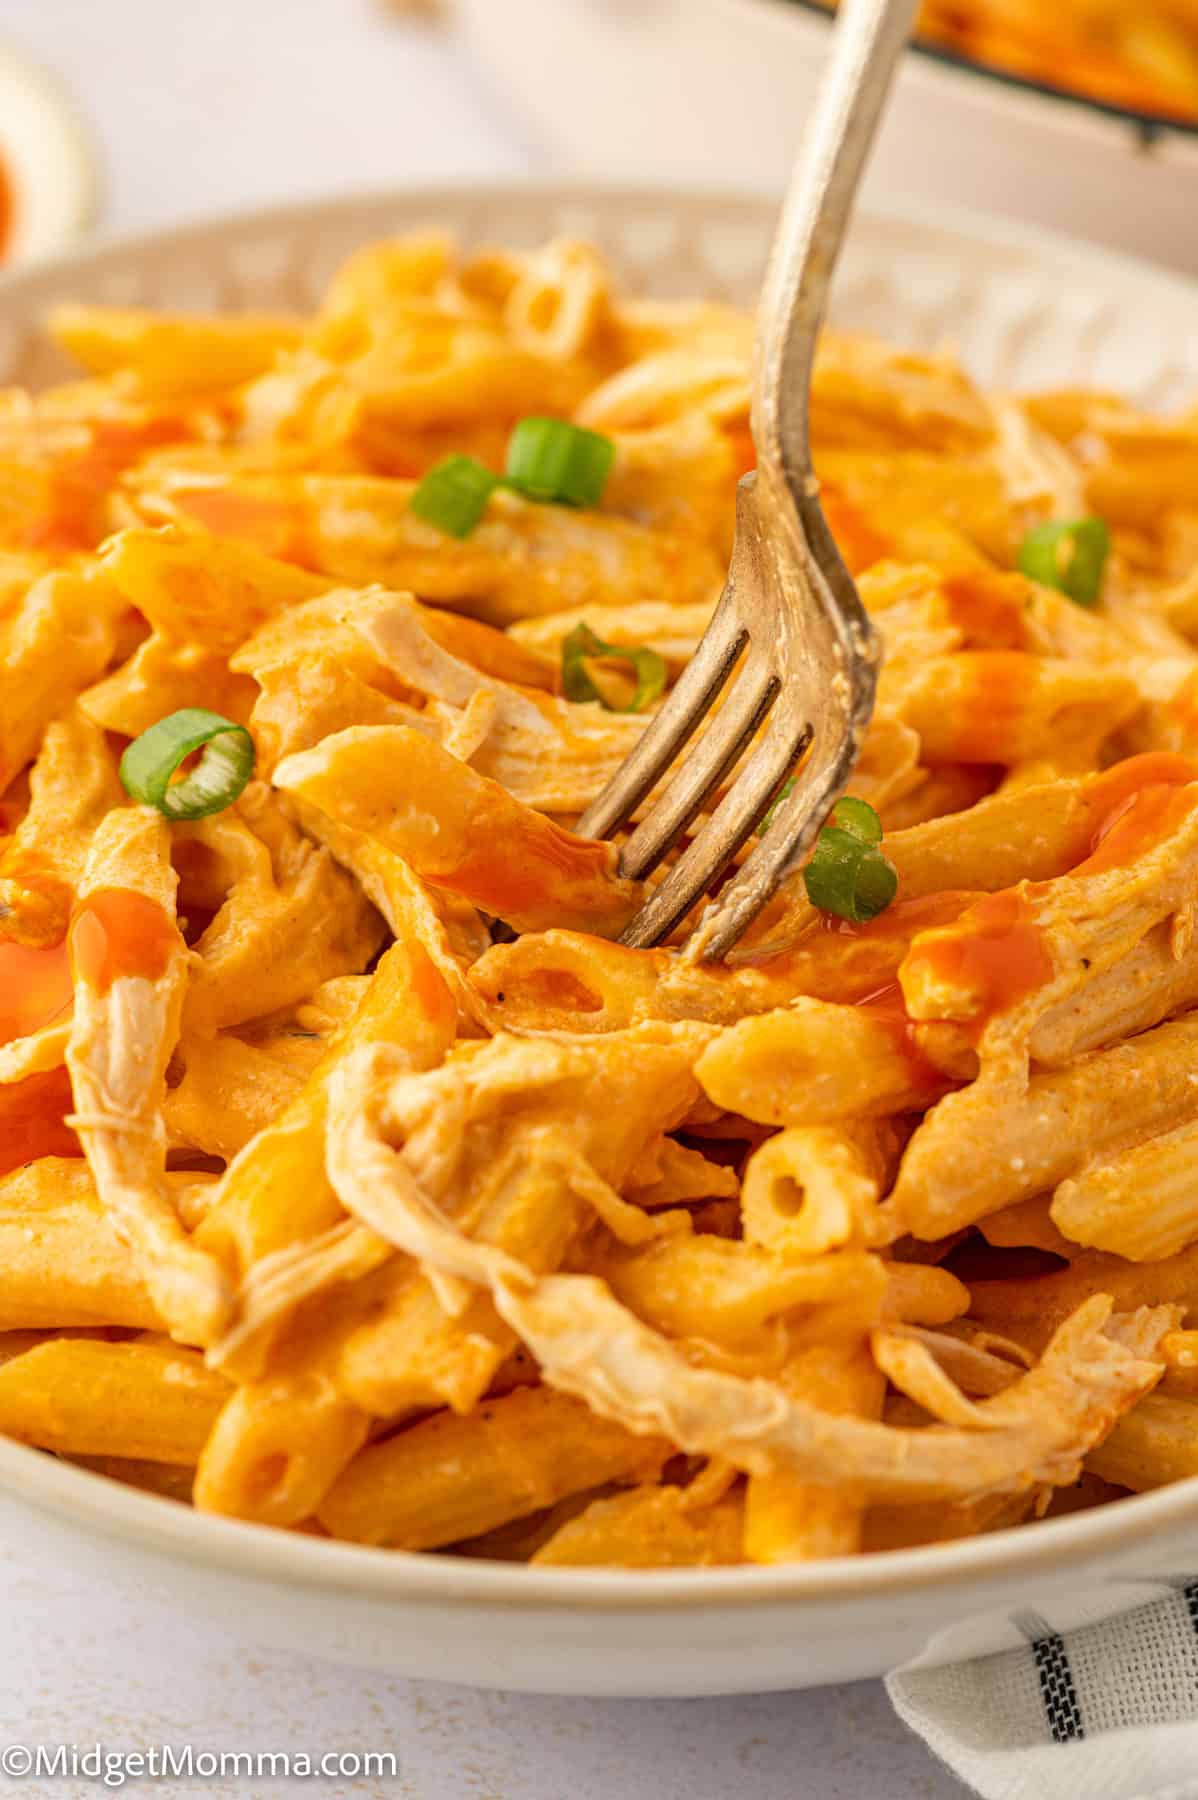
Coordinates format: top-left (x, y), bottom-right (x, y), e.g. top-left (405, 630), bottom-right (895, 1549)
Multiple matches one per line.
top-left (1031, 1631), bottom-right (1085, 1743)
top-left (1184, 1580), bottom-right (1198, 1639)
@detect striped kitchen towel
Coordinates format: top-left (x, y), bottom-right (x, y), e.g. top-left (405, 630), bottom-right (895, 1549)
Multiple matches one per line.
top-left (887, 1584), bottom-right (1198, 1799)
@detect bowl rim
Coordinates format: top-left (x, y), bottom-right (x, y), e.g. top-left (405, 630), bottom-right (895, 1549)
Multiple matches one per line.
top-left (3, 175), bottom-right (1198, 1613)
top-left (5, 174), bottom-right (1198, 316)
top-left (7, 1427), bottom-right (1198, 1613)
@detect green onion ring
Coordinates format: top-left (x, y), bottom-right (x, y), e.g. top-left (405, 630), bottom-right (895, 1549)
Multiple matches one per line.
top-left (1018, 517), bottom-right (1109, 608)
top-left (506, 417), bottom-right (615, 508)
top-left (561, 623), bottom-right (667, 714)
top-left (120, 709), bottom-right (255, 821)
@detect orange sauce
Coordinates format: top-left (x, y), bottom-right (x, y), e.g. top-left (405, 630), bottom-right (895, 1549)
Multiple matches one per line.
top-left (903, 889), bottom-right (1054, 1037)
top-left (443, 809), bottom-right (624, 926)
top-left (724, 425), bottom-right (757, 481)
top-left (0, 936), bottom-right (73, 1046)
top-left (0, 156), bottom-right (12, 266)
top-left (173, 486), bottom-right (323, 570)
top-left (0, 854), bottom-right (76, 943)
top-left (70, 889), bottom-right (180, 995)
top-left (1075, 752), bottom-right (1198, 876)
top-left (820, 890), bottom-right (975, 940)
top-left (21, 416), bottom-right (192, 555)
top-left (0, 1067), bottom-right (80, 1177)
top-left (739, 894), bottom-right (982, 1007)
top-left (941, 570), bottom-right (1031, 650)
top-left (405, 940), bottom-right (455, 1026)
top-left (853, 980), bottom-right (949, 1096)
top-left (820, 486), bottom-right (894, 576)
top-left (1083, 752), bottom-right (1198, 821)
top-left (1077, 786), bottom-right (1198, 877)
top-left (1162, 669), bottom-right (1198, 741)
top-left (944, 651), bottom-right (1036, 763)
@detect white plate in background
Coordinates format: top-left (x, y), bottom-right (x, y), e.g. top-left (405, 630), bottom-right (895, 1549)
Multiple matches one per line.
top-left (2, 181), bottom-right (1198, 1696)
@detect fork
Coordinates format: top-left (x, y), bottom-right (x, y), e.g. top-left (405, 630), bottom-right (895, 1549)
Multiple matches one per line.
top-left (575, 0), bottom-right (919, 960)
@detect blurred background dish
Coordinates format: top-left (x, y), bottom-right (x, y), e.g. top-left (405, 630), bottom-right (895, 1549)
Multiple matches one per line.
top-left (0, 39), bottom-right (96, 266)
top-left (830, 0), bottom-right (1198, 124)
top-left (457, 0), bottom-right (1198, 274)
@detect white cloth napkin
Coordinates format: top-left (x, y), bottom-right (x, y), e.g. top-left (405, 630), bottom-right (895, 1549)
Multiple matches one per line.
top-left (887, 1583), bottom-right (1198, 1799)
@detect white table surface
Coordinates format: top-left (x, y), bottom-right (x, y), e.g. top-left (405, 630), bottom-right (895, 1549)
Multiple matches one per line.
top-left (0, 3), bottom-right (967, 1792)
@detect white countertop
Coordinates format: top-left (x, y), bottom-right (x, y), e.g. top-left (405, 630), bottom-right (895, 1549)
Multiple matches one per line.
top-left (0, 3), bottom-right (966, 1792)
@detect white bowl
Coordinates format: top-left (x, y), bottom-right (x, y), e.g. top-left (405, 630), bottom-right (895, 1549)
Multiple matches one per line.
top-left (4, 182), bottom-right (1198, 1697)
top-left (457, 0), bottom-right (1198, 276)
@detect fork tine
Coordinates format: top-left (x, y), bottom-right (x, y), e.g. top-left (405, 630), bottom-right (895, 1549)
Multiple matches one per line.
top-left (619, 710), bottom-right (814, 949)
top-left (685, 729), bottom-right (862, 962)
top-left (618, 654), bottom-right (781, 882)
top-left (574, 587), bottom-right (748, 842)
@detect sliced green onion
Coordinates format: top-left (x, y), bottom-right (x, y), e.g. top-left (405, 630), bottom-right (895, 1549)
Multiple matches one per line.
top-left (1018, 517), bottom-right (1109, 607)
top-left (506, 418), bottom-right (615, 507)
top-left (756, 777), bottom-right (797, 837)
top-left (561, 623), bottom-right (667, 714)
top-left (758, 787), bottom-right (882, 843)
top-left (804, 824), bottom-right (897, 924)
top-left (831, 795), bottom-right (883, 844)
top-left (410, 455), bottom-right (497, 538)
top-left (120, 709), bottom-right (255, 821)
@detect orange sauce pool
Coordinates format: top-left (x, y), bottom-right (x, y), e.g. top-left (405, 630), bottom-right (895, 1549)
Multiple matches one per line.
top-left (0, 851), bottom-right (76, 942)
top-left (941, 570), bottom-right (1031, 650)
top-left (820, 890), bottom-right (976, 941)
top-left (173, 486), bottom-right (324, 571)
top-left (405, 940), bottom-right (456, 1027)
top-left (820, 486), bottom-right (894, 576)
top-left (1083, 753), bottom-right (1198, 824)
top-left (0, 1067), bottom-right (80, 1177)
top-left (1075, 753), bottom-right (1198, 876)
top-left (943, 651), bottom-right (1037, 763)
top-left (443, 807), bottom-right (624, 923)
top-left (1078, 786), bottom-right (1198, 877)
top-left (902, 890), bottom-right (1054, 1038)
top-left (0, 936), bottom-right (73, 1045)
top-left (853, 979), bottom-right (950, 1097)
top-left (737, 893), bottom-right (983, 1006)
top-left (1162, 669), bottom-right (1198, 740)
top-left (19, 416), bottom-right (195, 557)
top-left (70, 889), bottom-right (180, 994)
top-left (0, 156), bottom-right (13, 266)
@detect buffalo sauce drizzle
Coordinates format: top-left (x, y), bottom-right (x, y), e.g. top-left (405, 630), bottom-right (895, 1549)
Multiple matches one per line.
top-left (819, 486), bottom-right (895, 576)
top-left (850, 978), bottom-right (950, 1096)
top-left (0, 157), bottom-right (12, 266)
top-left (1075, 752), bottom-right (1198, 877)
top-left (939, 650), bottom-right (1038, 763)
top-left (940, 570), bottom-right (1032, 650)
top-left (0, 1066), bottom-right (80, 1176)
top-left (901, 890), bottom-right (1054, 1042)
top-left (172, 485), bottom-right (324, 571)
top-left (0, 935), bottom-right (74, 1045)
top-left (405, 939), bottom-right (456, 1029)
top-left (896, 755), bottom-right (1198, 1039)
top-left (70, 889), bottom-right (180, 994)
top-left (438, 800), bottom-right (624, 923)
top-left (21, 416), bottom-right (192, 555)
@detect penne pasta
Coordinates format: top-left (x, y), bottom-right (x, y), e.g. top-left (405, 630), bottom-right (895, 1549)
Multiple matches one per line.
top-left (318, 1385), bottom-right (670, 1549)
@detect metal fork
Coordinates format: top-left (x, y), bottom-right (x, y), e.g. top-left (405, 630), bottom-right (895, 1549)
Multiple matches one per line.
top-left (576, 0), bottom-right (919, 960)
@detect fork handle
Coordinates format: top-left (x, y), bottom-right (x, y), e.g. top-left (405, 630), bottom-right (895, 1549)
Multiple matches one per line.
top-left (752, 0), bottom-right (920, 492)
